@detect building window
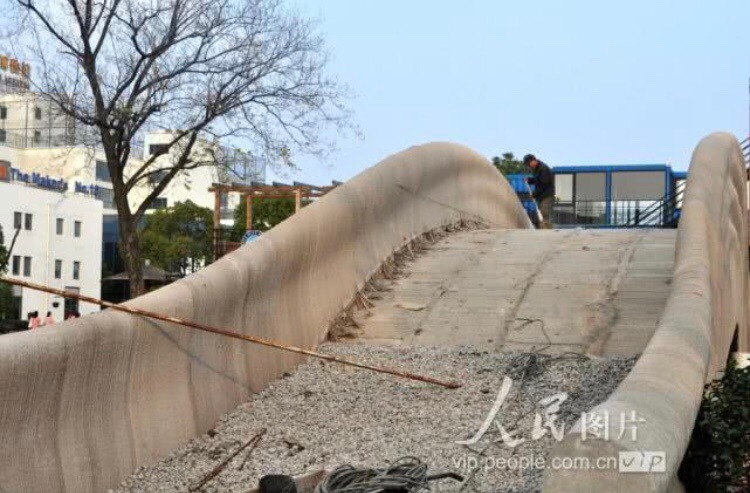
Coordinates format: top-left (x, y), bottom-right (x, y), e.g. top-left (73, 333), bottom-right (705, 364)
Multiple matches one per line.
top-left (11, 255), bottom-right (20, 275)
top-left (147, 169), bottom-right (169, 185)
top-left (64, 287), bottom-right (80, 316)
top-left (0, 129), bottom-right (5, 143)
top-left (55, 259), bottom-right (62, 279)
top-left (13, 211), bottom-right (22, 229)
top-left (56, 218), bottom-right (64, 235)
top-left (72, 261), bottom-right (80, 280)
top-left (9, 288), bottom-right (21, 320)
top-left (74, 221), bottom-right (81, 237)
top-left (94, 187), bottom-right (114, 209)
top-left (147, 197), bottom-right (168, 210)
top-left (24, 213), bottom-right (32, 231)
top-left (33, 130), bottom-right (41, 145)
top-left (611, 171), bottom-right (665, 201)
top-left (0, 105), bottom-right (6, 119)
top-left (95, 160), bottom-right (111, 182)
top-left (34, 107), bottom-right (42, 120)
top-left (148, 143), bottom-right (169, 156)
top-left (23, 256), bottom-right (31, 277)
top-left (555, 174), bottom-right (574, 203)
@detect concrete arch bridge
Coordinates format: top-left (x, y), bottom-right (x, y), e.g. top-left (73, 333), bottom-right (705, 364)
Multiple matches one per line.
top-left (0, 132), bottom-right (746, 492)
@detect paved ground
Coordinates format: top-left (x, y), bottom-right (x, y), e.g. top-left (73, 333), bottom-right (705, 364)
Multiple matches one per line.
top-left (349, 228), bottom-right (676, 356)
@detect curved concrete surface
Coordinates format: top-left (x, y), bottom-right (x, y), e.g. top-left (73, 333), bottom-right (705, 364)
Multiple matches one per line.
top-left (544, 132), bottom-right (749, 492)
top-left (0, 143), bottom-right (530, 493)
top-left (348, 228), bottom-right (676, 356)
top-left (1, 135), bottom-right (747, 493)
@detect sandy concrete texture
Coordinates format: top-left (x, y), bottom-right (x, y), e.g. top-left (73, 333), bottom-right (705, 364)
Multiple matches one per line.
top-left (0, 143), bottom-right (531, 493)
top-left (345, 228), bottom-right (675, 355)
top-left (543, 132), bottom-right (750, 493)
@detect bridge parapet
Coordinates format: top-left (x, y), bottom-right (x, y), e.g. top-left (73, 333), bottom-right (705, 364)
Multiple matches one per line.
top-left (0, 143), bottom-right (530, 492)
top-left (544, 132), bottom-right (749, 492)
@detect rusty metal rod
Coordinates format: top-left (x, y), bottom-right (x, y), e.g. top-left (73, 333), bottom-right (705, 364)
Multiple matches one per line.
top-left (0, 277), bottom-right (461, 389)
top-left (189, 428), bottom-right (266, 492)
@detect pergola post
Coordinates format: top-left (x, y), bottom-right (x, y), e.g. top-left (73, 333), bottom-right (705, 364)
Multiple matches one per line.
top-left (213, 190), bottom-right (222, 260)
top-left (245, 194), bottom-right (253, 230)
top-left (208, 182), bottom-right (339, 258)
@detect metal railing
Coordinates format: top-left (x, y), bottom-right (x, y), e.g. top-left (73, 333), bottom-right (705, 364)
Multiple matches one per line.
top-left (0, 125), bottom-right (92, 148)
top-left (741, 137), bottom-right (749, 167)
top-left (214, 147), bottom-right (267, 185)
top-left (549, 188), bottom-right (685, 229)
top-left (552, 200), bottom-right (667, 227)
top-left (552, 201), bottom-right (607, 226)
top-left (617, 182), bottom-right (686, 229)
top-left (0, 125), bottom-right (144, 158)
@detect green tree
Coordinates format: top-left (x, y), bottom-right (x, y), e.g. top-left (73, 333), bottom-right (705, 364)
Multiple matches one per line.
top-left (231, 197), bottom-right (308, 240)
top-left (140, 201), bottom-right (214, 277)
top-left (492, 152), bottom-right (527, 175)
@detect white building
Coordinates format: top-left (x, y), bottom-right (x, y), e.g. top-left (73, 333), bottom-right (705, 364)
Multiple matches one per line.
top-left (0, 94), bottom-right (265, 216)
top-left (0, 55), bottom-right (266, 218)
top-left (0, 89), bottom-right (265, 279)
top-left (0, 62), bottom-right (265, 304)
top-left (142, 130), bottom-right (264, 222)
top-left (0, 177), bottom-right (103, 321)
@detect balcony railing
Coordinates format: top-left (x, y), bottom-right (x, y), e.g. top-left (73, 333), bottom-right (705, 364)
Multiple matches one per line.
top-left (0, 125), bottom-right (144, 157)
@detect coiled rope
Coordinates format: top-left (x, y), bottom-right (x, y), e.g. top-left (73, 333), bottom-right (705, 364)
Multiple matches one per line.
top-left (314, 457), bottom-right (429, 493)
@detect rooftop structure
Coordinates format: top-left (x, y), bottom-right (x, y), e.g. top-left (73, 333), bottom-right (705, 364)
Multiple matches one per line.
top-left (507, 163), bottom-right (688, 228)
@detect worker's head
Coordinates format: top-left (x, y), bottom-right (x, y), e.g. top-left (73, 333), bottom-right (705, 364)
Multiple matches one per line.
top-left (523, 154), bottom-right (538, 169)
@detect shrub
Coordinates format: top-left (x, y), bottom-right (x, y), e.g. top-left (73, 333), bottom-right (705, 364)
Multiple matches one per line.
top-left (679, 358), bottom-right (750, 492)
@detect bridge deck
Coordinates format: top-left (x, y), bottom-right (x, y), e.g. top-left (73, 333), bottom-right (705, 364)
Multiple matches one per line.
top-left (351, 228), bottom-right (676, 356)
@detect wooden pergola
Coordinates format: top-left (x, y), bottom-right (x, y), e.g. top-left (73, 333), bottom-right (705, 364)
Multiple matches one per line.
top-left (209, 181), bottom-right (341, 259)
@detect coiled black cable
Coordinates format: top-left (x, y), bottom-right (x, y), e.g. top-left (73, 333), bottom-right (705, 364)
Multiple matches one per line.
top-left (314, 456), bottom-right (430, 493)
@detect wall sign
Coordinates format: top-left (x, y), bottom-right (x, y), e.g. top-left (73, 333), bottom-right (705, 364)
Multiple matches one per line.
top-left (0, 161), bottom-right (10, 182)
top-left (11, 167), bottom-right (67, 192)
top-left (74, 182), bottom-right (104, 196)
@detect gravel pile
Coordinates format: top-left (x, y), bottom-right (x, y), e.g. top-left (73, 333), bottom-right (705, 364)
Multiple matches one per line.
top-left (112, 344), bottom-right (635, 493)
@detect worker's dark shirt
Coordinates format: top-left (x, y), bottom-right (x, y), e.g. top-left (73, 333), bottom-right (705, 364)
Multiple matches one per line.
top-left (528, 161), bottom-right (555, 200)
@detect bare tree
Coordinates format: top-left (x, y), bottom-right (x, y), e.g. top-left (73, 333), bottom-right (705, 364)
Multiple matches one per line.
top-left (10, 0), bottom-right (352, 296)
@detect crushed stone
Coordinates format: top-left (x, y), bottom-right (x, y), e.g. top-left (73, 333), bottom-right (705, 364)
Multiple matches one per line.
top-left (112, 344), bottom-right (635, 493)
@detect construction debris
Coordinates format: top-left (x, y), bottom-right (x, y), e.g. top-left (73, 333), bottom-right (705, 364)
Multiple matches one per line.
top-left (189, 429), bottom-right (266, 492)
top-left (112, 344), bottom-right (635, 493)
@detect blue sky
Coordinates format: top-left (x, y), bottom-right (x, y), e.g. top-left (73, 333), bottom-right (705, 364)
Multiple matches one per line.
top-left (274, 0), bottom-right (749, 184)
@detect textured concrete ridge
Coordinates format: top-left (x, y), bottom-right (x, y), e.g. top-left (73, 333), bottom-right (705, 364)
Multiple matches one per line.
top-left (0, 143), bottom-right (530, 493)
top-left (544, 132), bottom-right (750, 493)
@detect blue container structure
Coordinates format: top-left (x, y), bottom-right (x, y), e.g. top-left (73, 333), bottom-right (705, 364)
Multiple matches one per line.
top-left (505, 173), bottom-right (539, 221)
top-left (506, 164), bottom-right (687, 228)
